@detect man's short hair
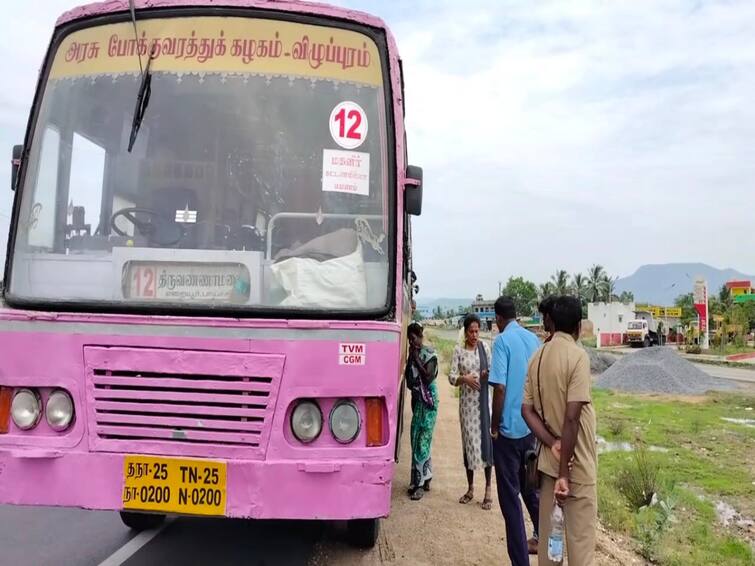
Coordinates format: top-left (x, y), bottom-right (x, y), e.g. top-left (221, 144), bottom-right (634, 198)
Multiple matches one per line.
top-left (538, 295), bottom-right (555, 317)
top-left (551, 296), bottom-right (583, 334)
top-left (408, 322), bottom-right (423, 338)
top-left (494, 296), bottom-right (517, 319)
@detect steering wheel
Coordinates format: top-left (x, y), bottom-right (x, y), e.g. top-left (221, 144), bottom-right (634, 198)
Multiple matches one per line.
top-left (110, 207), bottom-right (185, 247)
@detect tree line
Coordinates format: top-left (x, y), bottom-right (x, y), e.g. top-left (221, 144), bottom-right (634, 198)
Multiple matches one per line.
top-left (422, 265), bottom-right (632, 320)
top-left (674, 285), bottom-right (755, 342)
top-left (499, 265), bottom-right (632, 317)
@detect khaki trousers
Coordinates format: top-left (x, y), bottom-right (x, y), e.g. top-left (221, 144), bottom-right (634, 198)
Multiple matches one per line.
top-left (538, 474), bottom-right (597, 566)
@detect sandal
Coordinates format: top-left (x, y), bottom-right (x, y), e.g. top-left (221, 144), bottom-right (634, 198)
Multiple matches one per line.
top-left (410, 487), bottom-right (425, 501)
top-left (423, 480), bottom-right (432, 492)
top-left (481, 497), bottom-right (493, 510)
top-left (458, 490), bottom-right (474, 504)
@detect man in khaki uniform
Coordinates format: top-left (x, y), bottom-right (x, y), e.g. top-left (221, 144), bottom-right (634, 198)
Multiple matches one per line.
top-left (522, 296), bottom-right (597, 565)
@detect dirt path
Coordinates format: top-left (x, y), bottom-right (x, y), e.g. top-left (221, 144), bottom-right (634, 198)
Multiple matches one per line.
top-left (310, 340), bottom-right (645, 565)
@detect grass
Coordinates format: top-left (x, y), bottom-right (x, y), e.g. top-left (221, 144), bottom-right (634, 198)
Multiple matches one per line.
top-left (706, 344), bottom-right (755, 356)
top-left (594, 390), bottom-right (755, 564)
top-left (582, 336), bottom-right (597, 348)
top-left (594, 390), bottom-right (755, 501)
top-left (426, 332), bottom-right (460, 397)
top-left (429, 334), bottom-right (456, 368)
top-left (616, 444), bottom-right (661, 510)
top-left (427, 331), bottom-right (755, 563)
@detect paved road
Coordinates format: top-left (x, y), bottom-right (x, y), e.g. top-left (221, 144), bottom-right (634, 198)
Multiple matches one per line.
top-left (0, 505), bottom-right (323, 566)
top-left (692, 363), bottom-right (755, 384)
top-left (425, 328), bottom-right (755, 385)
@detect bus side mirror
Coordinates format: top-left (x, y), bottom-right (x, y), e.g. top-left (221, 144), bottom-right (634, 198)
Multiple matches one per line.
top-left (11, 145), bottom-right (22, 191)
top-left (405, 165), bottom-right (423, 216)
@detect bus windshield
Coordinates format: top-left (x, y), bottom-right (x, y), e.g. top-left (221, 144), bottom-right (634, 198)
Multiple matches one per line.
top-left (8, 15), bottom-right (392, 313)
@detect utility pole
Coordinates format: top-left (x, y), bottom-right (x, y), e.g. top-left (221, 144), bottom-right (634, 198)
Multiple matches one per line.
top-left (498, 281), bottom-right (502, 297)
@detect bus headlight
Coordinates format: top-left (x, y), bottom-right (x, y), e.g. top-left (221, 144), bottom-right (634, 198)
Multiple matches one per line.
top-left (46, 390), bottom-right (74, 431)
top-left (291, 401), bottom-right (322, 443)
top-left (11, 389), bottom-right (42, 430)
top-left (329, 400), bottom-right (360, 444)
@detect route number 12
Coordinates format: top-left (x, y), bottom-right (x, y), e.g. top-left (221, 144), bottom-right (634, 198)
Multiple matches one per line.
top-left (329, 101), bottom-right (368, 149)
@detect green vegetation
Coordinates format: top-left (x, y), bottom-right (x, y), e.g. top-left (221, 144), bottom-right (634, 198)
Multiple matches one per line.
top-left (418, 264), bottom-right (632, 321)
top-left (594, 390), bottom-right (755, 565)
top-left (709, 344), bottom-right (755, 356)
top-left (429, 334), bottom-right (455, 369)
top-left (427, 333), bottom-right (457, 397)
top-left (502, 276), bottom-right (539, 317)
top-left (676, 284), bottom-right (755, 344)
top-left (497, 265), bottom-right (628, 318)
top-left (428, 329), bottom-right (754, 564)
top-left (581, 336), bottom-right (597, 348)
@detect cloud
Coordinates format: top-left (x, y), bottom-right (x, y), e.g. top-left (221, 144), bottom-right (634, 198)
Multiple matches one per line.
top-left (2, 1), bottom-right (754, 300)
top-left (377, 0), bottom-right (755, 296)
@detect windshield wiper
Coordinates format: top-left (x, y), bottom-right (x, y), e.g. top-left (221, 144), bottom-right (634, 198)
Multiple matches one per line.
top-left (127, 50), bottom-right (155, 152)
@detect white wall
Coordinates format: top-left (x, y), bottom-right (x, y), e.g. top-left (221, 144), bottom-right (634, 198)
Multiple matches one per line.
top-left (588, 301), bottom-right (636, 336)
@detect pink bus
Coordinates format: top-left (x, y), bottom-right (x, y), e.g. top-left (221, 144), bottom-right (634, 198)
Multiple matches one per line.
top-left (0, 0), bottom-right (422, 548)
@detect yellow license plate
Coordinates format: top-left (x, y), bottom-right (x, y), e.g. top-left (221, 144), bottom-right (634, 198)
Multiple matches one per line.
top-left (122, 455), bottom-right (227, 516)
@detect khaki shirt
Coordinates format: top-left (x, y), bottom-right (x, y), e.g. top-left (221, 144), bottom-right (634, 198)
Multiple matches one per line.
top-left (523, 332), bottom-right (597, 485)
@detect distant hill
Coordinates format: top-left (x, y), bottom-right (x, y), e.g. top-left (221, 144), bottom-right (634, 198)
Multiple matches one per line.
top-left (615, 263), bottom-right (754, 305)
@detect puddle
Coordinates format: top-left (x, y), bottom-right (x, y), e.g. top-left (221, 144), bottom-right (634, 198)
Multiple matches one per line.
top-left (712, 500), bottom-right (755, 553)
top-left (721, 417), bottom-right (755, 428)
top-left (715, 501), bottom-right (755, 530)
top-left (596, 436), bottom-right (669, 454)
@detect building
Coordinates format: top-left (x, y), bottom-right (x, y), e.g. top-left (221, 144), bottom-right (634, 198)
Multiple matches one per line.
top-left (589, 301), bottom-right (683, 347)
top-left (588, 301), bottom-right (636, 346)
top-left (727, 280), bottom-right (755, 304)
top-left (470, 294), bottom-right (495, 330)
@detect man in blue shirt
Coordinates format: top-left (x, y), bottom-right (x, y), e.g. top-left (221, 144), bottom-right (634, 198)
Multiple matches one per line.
top-left (489, 296), bottom-right (542, 565)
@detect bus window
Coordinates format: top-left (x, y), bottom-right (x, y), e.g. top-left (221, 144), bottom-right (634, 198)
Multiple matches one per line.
top-left (68, 133), bottom-right (105, 236)
top-left (27, 127), bottom-right (60, 249)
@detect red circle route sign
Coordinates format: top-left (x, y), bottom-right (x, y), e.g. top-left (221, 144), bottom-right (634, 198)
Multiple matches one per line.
top-left (329, 101), bottom-right (368, 150)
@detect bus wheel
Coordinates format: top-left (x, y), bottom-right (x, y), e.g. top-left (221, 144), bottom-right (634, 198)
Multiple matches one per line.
top-left (119, 511), bottom-right (166, 531)
top-left (347, 518), bottom-right (380, 548)
top-left (643, 337), bottom-right (651, 348)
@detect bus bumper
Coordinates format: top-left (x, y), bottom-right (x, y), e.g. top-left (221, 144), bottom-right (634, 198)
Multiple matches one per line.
top-left (0, 451), bottom-right (394, 520)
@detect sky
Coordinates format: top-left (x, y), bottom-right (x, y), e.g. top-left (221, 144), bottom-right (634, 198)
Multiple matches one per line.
top-left (1, 0), bottom-right (755, 299)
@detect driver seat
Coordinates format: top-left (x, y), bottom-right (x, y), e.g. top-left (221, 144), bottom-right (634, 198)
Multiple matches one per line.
top-left (149, 187), bottom-right (200, 248)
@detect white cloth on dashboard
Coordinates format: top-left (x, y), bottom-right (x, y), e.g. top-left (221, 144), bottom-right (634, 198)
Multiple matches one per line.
top-left (271, 242), bottom-right (367, 308)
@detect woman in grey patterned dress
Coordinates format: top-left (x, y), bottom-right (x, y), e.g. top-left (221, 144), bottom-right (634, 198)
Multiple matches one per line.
top-left (449, 314), bottom-right (494, 510)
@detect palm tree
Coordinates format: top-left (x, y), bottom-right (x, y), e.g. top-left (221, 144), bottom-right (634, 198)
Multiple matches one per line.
top-left (602, 275), bottom-right (618, 302)
top-left (551, 270), bottom-right (570, 295)
top-left (586, 264), bottom-right (607, 302)
top-left (572, 273), bottom-right (587, 299)
top-left (538, 282), bottom-right (555, 301)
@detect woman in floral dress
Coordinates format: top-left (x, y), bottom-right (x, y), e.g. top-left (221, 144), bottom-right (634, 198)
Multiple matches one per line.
top-left (449, 314), bottom-right (494, 510)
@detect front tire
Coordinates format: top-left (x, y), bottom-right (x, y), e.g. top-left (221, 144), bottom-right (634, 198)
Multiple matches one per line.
top-left (120, 511), bottom-right (166, 531)
top-left (347, 518), bottom-right (380, 548)
top-left (643, 337), bottom-right (650, 348)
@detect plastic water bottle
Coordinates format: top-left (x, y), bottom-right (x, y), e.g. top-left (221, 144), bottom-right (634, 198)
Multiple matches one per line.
top-left (548, 504), bottom-right (565, 562)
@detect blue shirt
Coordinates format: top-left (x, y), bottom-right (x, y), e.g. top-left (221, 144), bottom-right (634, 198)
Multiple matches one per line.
top-left (489, 321), bottom-right (541, 439)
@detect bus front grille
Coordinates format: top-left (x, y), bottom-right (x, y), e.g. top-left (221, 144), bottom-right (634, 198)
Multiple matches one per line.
top-left (84, 347), bottom-right (285, 457)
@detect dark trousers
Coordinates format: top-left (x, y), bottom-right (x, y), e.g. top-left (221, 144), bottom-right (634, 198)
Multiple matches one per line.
top-left (493, 433), bottom-right (540, 566)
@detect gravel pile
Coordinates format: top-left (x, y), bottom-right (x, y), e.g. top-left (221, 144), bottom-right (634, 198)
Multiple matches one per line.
top-left (584, 347), bottom-right (618, 374)
top-left (594, 347), bottom-right (734, 395)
